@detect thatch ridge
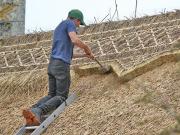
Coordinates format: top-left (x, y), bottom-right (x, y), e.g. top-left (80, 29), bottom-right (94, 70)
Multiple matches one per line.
top-left (0, 10), bottom-right (179, 46)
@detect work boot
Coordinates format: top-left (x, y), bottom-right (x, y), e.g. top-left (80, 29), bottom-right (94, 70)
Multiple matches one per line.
top-left (22, 108), bottom-right (42, 126)
top-left (24, 117), bottom-right (33, 126)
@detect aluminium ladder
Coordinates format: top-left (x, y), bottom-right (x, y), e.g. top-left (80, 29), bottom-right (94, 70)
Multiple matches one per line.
top-left (15, 93), bottom-right (76, 135)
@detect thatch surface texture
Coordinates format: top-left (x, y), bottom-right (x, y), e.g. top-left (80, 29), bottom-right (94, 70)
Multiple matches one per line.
top-left (0, 11), bottom-right (179, 135)
top-left (0, 60), bottom-right (179, 134)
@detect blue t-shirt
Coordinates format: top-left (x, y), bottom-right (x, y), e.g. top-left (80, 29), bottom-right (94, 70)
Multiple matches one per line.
top-left (51, 19), bottom-right (77, 64)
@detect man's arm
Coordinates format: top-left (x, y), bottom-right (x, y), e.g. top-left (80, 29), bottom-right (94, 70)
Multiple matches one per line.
top-left (68, 31), bottom-right (94, 59)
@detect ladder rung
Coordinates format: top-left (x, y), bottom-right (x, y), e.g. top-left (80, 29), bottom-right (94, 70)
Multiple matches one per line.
top-left (25, 126), bottom-right (39, 130)
top-left (42, 114), bottom-right (50, 119)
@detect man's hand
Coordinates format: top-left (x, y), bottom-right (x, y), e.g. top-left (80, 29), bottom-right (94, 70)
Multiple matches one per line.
top-left (84, 47), bottom-right (94, 59)
top-left (86, 52), bottom-right (94, 60)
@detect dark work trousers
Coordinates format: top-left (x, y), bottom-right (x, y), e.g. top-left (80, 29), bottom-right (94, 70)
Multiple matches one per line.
top-left (31, 58), bottom-right (71, 114)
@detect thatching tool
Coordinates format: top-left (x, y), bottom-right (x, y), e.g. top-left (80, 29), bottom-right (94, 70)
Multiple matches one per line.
top-left (94, 58), bottom-right (111, 74)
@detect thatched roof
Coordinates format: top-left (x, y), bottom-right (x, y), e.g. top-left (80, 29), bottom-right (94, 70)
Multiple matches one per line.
top-left (1, 56), bottom-right (180, 134)
top-left (0, 11), bottom-right (180, 135)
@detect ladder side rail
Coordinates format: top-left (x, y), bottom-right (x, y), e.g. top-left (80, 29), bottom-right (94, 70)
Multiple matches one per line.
top-left (15, 125), bottom-right (26, 135)
top-left (31, 93), bottom-right (76, 135)
top-left (14, 93), bottom-right (76, 135)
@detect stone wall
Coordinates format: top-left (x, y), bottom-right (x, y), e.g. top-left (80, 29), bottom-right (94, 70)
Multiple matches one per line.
top-left (0, 0), bottom-right (25, 37)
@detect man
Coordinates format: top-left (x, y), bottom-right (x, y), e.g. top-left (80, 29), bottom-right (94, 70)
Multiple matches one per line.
top-left (22, 9), bottom-right (94, 126)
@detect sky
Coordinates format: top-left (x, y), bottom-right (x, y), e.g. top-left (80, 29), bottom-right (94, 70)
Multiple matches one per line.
top-left (25, 0), bottom-right (180, 33)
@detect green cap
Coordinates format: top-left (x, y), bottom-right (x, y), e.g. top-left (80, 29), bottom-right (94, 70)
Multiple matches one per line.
top-left (68, 9), bottom-right (86, 25)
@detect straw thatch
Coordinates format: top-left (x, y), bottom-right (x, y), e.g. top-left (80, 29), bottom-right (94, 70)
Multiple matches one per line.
top-left (0, 10), bottom-right (179, 135)
top-left (0, 11), bottom-right (179, 46)
top-left (0, 60), bottom-right (179, 134)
